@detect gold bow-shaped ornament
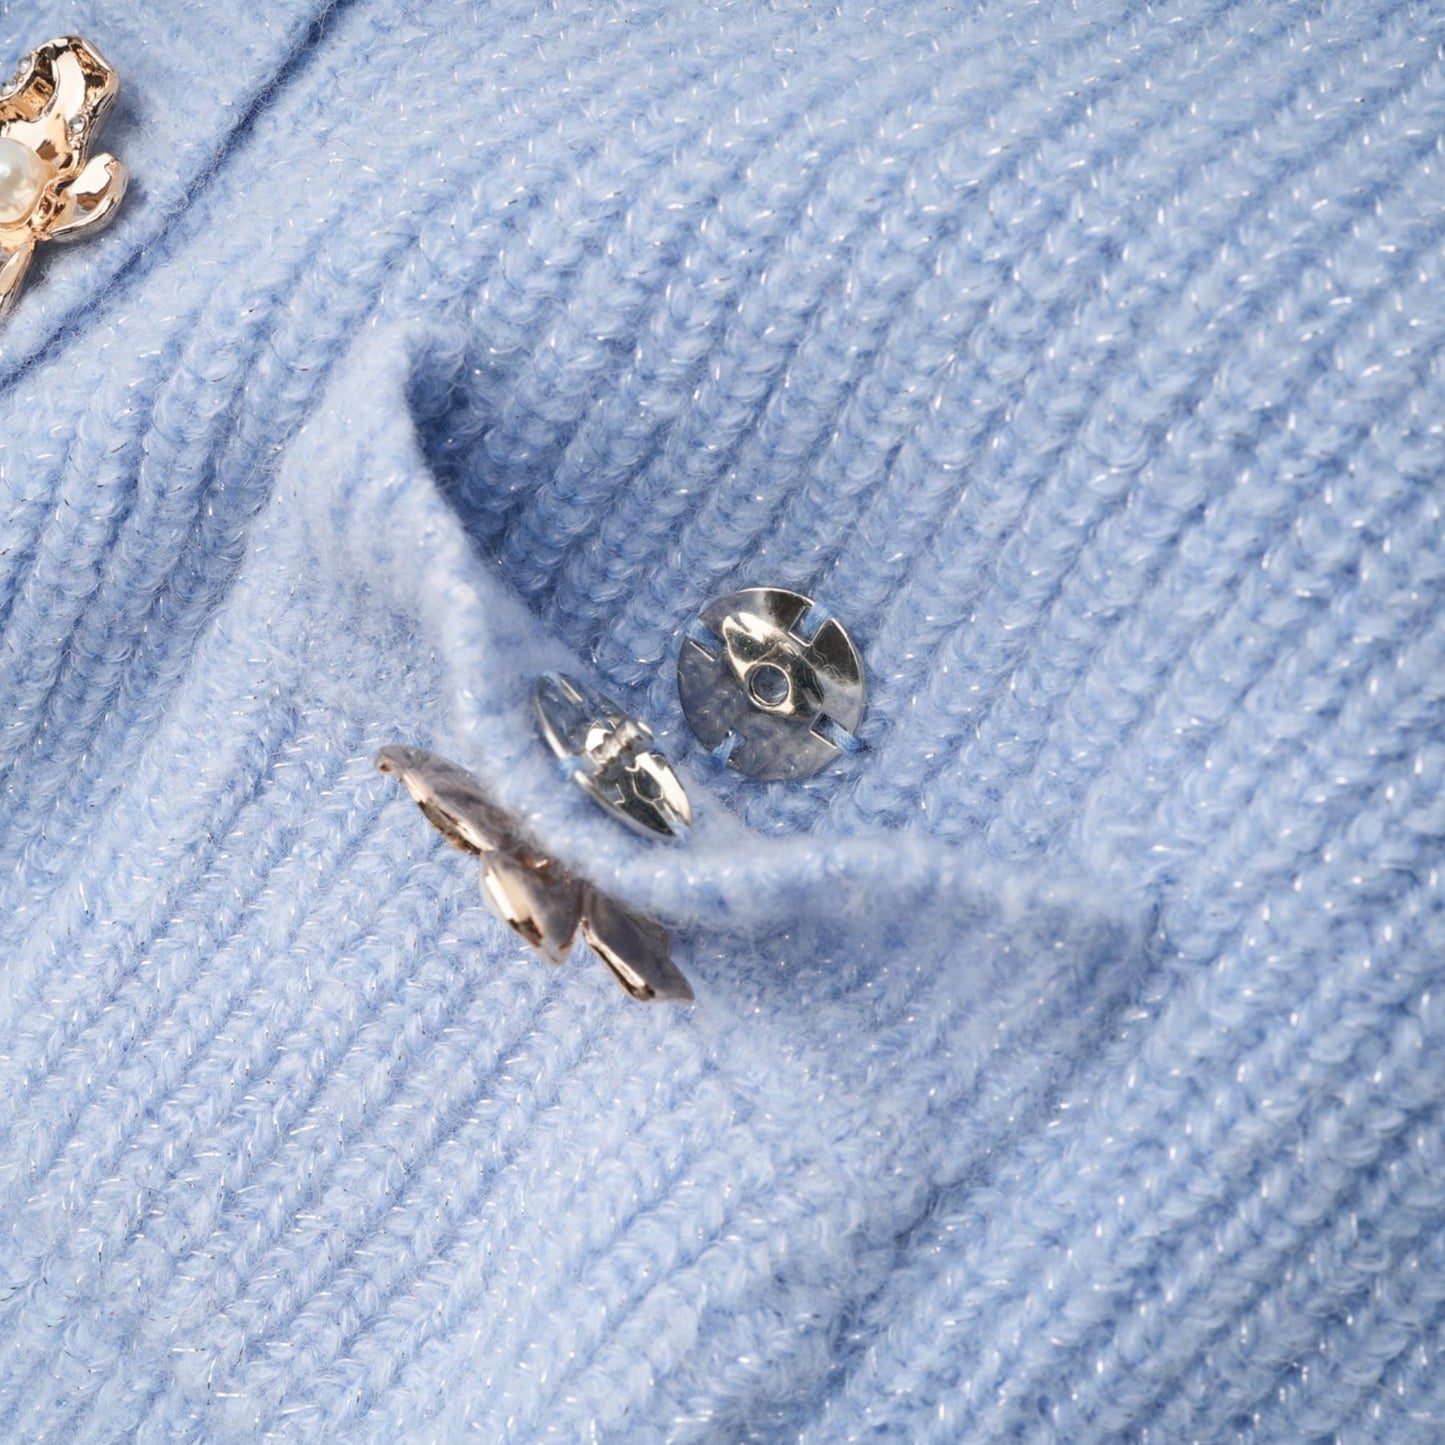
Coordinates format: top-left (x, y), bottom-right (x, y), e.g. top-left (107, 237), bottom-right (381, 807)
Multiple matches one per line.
top-left (377, 745), bottom-right (696, 1003)
top-left (0, 36), bottom-right (127, 323)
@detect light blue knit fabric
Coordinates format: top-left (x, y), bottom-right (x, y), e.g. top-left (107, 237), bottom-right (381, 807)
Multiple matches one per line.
top-left (1, 1), bottom-right (1442, 1439)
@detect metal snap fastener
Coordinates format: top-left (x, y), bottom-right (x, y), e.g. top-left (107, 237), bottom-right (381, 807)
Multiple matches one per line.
top-left (532, 672), bottom-right (692, 841)
top-left (676, 586), bottom-right (866, 781)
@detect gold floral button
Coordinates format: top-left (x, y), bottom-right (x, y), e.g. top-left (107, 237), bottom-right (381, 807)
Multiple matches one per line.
top-left (0, 36), bottom-right (128, 323)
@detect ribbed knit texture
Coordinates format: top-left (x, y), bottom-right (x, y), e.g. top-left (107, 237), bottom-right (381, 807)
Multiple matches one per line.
top-left (0, 1), bottom-right (1441, 1439)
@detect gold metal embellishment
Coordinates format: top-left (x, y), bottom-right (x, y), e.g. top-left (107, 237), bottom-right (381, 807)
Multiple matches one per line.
top-left (0, 36), bottom-right (127, 323)
top-left (376, 745), bottom-right (696, 1003)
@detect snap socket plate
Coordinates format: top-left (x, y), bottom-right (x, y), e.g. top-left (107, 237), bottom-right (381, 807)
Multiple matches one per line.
top-left (676, 587), bottom-right (866, 781)
top-left (532, 672), bottom-right (692, 841)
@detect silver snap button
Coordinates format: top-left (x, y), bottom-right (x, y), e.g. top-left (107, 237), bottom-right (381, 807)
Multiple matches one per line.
top-left (676, 586), bottom-right (866, 781)
top-left (532, 672), bottom-right (693, 841)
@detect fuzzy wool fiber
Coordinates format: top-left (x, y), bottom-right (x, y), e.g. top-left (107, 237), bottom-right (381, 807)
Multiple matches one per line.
top-left (1, 2), bottom-right (1443, 1440)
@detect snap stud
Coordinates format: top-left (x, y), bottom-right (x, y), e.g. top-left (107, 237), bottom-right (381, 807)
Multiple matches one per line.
top-left (677, 586), bottom-right (866, 781)
top-left (532, 672), bottom-right (692, 841)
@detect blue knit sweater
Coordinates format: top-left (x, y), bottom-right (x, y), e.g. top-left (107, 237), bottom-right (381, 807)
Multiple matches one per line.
top-left (1, 2), bottom-right (1442, 1439)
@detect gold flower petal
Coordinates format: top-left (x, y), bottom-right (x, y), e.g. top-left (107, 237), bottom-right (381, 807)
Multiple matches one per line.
top-left (45, 152), bottom-right (127, 241)
top-left (0, 241), bottom-right (35, 322)
top-left (0, 37), bottom-right (119, 174)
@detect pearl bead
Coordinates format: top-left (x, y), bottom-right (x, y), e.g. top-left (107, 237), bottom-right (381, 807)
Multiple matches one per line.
top-left (0, 136), bottom-right (49, 225)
